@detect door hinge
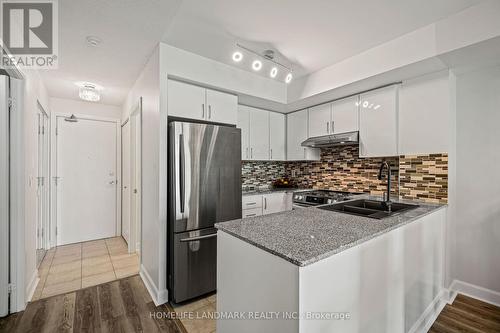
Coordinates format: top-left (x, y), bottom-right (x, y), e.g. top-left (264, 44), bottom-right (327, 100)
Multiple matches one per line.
top-left (8, 283), bottom-right (15, 294)
top-left (8, 97), bottom-right (13, 109)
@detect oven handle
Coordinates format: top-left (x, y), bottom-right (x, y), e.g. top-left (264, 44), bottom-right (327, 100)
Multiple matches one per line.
top-left (180, 233), bottom-right (217, 242)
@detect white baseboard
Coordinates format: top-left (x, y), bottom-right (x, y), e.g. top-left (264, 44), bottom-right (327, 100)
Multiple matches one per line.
top-left (139, 264), bottom-right (169, 306)
top-left (408, 290), bottom-right (447, 333)
top-left (25, 270), bottom-right (39, 304)
top-left (449, 279), bottom-right (500, 307)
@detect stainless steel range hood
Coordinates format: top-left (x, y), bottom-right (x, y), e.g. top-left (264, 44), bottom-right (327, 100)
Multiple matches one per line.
top-left (301, 131), bottom-right (359, 148)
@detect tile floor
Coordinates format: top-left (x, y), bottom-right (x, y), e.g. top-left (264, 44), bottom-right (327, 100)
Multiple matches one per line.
top-left (172, 294), bottom-right (217, 333)
top-left (32, 236), bottom-right (139, 301)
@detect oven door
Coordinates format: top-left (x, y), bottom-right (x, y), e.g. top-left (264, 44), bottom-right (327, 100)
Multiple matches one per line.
top-left (293, 202), bottom-right (314, 209)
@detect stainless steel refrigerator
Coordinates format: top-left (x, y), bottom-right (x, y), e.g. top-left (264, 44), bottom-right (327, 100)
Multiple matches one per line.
top-left (168, 121), bottom-right (242, 303)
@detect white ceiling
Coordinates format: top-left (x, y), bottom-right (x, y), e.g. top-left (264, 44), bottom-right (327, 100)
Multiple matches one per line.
top-left (40, 0), bottom-right (484, 106)
top-left (164, 0), bottom-right (484, 78)
top-left (39, 0), bottom-right (182, 106)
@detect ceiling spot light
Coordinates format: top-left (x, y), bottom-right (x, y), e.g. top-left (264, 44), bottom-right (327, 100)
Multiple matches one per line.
top-left (362, 101), bottom-right (369, 108)
top-left (86, 36), bottom-right (102, 47)
top-left (285, 73), bottom-right (293, 83)
top-left (232, 51), bottom-right (243, 62)
top-left (270, 67), bottom-right (278, 78)
top-left (252, 60), bottom-right (262, 71)
top-left (76, 82), bottom-right (102, 102)
top-left (374, 105), bottom-right (381, 110)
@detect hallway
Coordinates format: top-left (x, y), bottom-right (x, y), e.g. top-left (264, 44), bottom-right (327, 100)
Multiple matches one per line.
top-left (32, 237), bottom-right (139, 300)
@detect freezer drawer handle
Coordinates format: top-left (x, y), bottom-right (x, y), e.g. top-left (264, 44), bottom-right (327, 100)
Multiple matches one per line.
top-left (180, 233), bottom-right (217, 242)
top-left (179, 134), bottom-right (185, 213)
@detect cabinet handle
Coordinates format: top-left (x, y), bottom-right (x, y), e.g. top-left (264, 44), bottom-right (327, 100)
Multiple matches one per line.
top-left (246, 213), bottom-right (257, 217)
top-left (246, 147), bottom-right (249, 159)
top-left (209, 105), bottom-right (212, 119)
top-left (331, 121), bottom-right (334, 134)
top-left (270, 149), bottom-right (273, 160)
top-left (264, 197), bottom-right (267, 210)
top-left (202, 104), bottom-right (205, 118)
top-left (303, 148), bottom-right (306, 159)
top-left (246, 202), bottom-right (257, 206)
top-left (251, 148), bottom-right (253, 159)
top-left (327, 121), bottom-right (329, 133)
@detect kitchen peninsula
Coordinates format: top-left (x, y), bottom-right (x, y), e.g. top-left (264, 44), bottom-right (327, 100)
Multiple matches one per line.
top-left (215, 195), bottom-right (447, 333)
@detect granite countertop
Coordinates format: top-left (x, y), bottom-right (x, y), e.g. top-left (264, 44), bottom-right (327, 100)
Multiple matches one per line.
top-left (242, 187), bottom-right (311, 196)
top-left (216, 195), bottom-right (446, 267)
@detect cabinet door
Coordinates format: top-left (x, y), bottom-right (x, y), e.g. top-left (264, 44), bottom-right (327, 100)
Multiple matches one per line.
top-left (332, 95), bottom-right (359, 134)
top-left (287, 110), bottom-right (320, 161)
top-left (287, 110), bottom-right (308, 160)
top-left (308, 103), bottom-right (332, 137)
top-left (269, 112), bottom-right (285, 161)
top-left (206, 89), bottom-right (237, 125)
top-left (237, 106), bottom-right (250, 160)
top-left (262, 193), bottom-right (287, 215)
top-left (248, 108), bottom-right (269, 160)
top-left (167, 80), bottom-right (206, 120)
top-left (359, 86), bottom-right (398, 157)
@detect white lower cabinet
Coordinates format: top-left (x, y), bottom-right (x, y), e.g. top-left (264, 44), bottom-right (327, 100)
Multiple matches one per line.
top-left (242, 192), bottom-right (293, 218)
top-left (263, 192), bottom-right (293, 215)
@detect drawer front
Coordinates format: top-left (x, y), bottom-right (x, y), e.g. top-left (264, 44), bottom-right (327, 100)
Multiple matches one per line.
top-left (242, 207), bottom-right (263, 218)
top-left (242, 195), bottom-right (262, 209)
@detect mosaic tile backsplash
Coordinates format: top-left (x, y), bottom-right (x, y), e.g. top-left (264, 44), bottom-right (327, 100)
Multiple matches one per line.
top-left (242, 161), bottom-right (287, 188)
top-left (242, 146), bottom-right (448, 204)
top-left (399, 154), bottom-right (448, 204)
top-left (285, 146), bottom-right (400, 195)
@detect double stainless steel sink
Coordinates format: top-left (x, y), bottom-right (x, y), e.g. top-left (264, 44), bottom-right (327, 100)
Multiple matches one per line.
top-left (318, 199), bottom-right (419, 219)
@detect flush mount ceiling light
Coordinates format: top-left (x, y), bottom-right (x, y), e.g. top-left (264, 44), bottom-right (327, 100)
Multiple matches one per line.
top-left (86, 35), bottom-right (102, 47)
top-left (232, 51), bottom-right (243, 62)
top-left (75, 82), bottom-right (102, 102)
top-left (233, 43), bottom-right (293, 83)
top-left (252, 60), bottom-right (262, 71)
top-left (270, 67), bottom-right (278, 78)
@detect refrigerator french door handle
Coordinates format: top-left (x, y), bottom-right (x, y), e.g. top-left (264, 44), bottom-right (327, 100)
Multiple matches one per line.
top-left (179, 133), bottom-right (185, 213)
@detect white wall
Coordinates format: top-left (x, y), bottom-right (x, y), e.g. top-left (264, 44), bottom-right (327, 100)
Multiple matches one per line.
top-left (21, 69), bottom-right (50, 304)
top-left (162, 44), bottom-right (287, 104)
top-left (49, 97), bottom-right (121, 119)
top-left (122, 46), bottom-right (165, 304)
top-left (399, 70), bottom-right (451, 155)
top-left (452, 65), bottom-right (500, 300)
top-left (287, 0), bottom-right (500, 106)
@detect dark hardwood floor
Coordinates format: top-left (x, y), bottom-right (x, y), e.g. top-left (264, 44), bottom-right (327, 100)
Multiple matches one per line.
top-left (429, 294), bottom-right (500, 333)
top-left (0, 275), bottom-right (186, 333)
top-left (3, 280), bottom-right (499, 333)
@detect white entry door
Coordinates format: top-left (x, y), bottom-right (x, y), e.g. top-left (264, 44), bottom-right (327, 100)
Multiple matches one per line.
top-left (56, 116), bottom-right (118, 245)
top-left (121, 120), bottom-right (131, 244)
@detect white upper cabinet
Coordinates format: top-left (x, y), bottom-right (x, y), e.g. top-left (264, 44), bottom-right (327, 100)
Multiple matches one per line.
top-left (269, 112), bottom-right (286, 161)
top-left (359, 85), bottom-right (398, 157)
top-left (206, 88), bottom-right (237, 124)
top-left (168, 80), bottom-right (206, 121)
top-left (167, 80), bottom-right (237, 125)
top-left (332, 95), bottom-right (359, 134)
top-left (237, 107), bottom-right (250, 160)
top-left (308, 103), bottom-right (332, 138)
top-left (287, 109), bottom-right (320, 161)
top-left (248, 107), bottom-right (270, 160)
